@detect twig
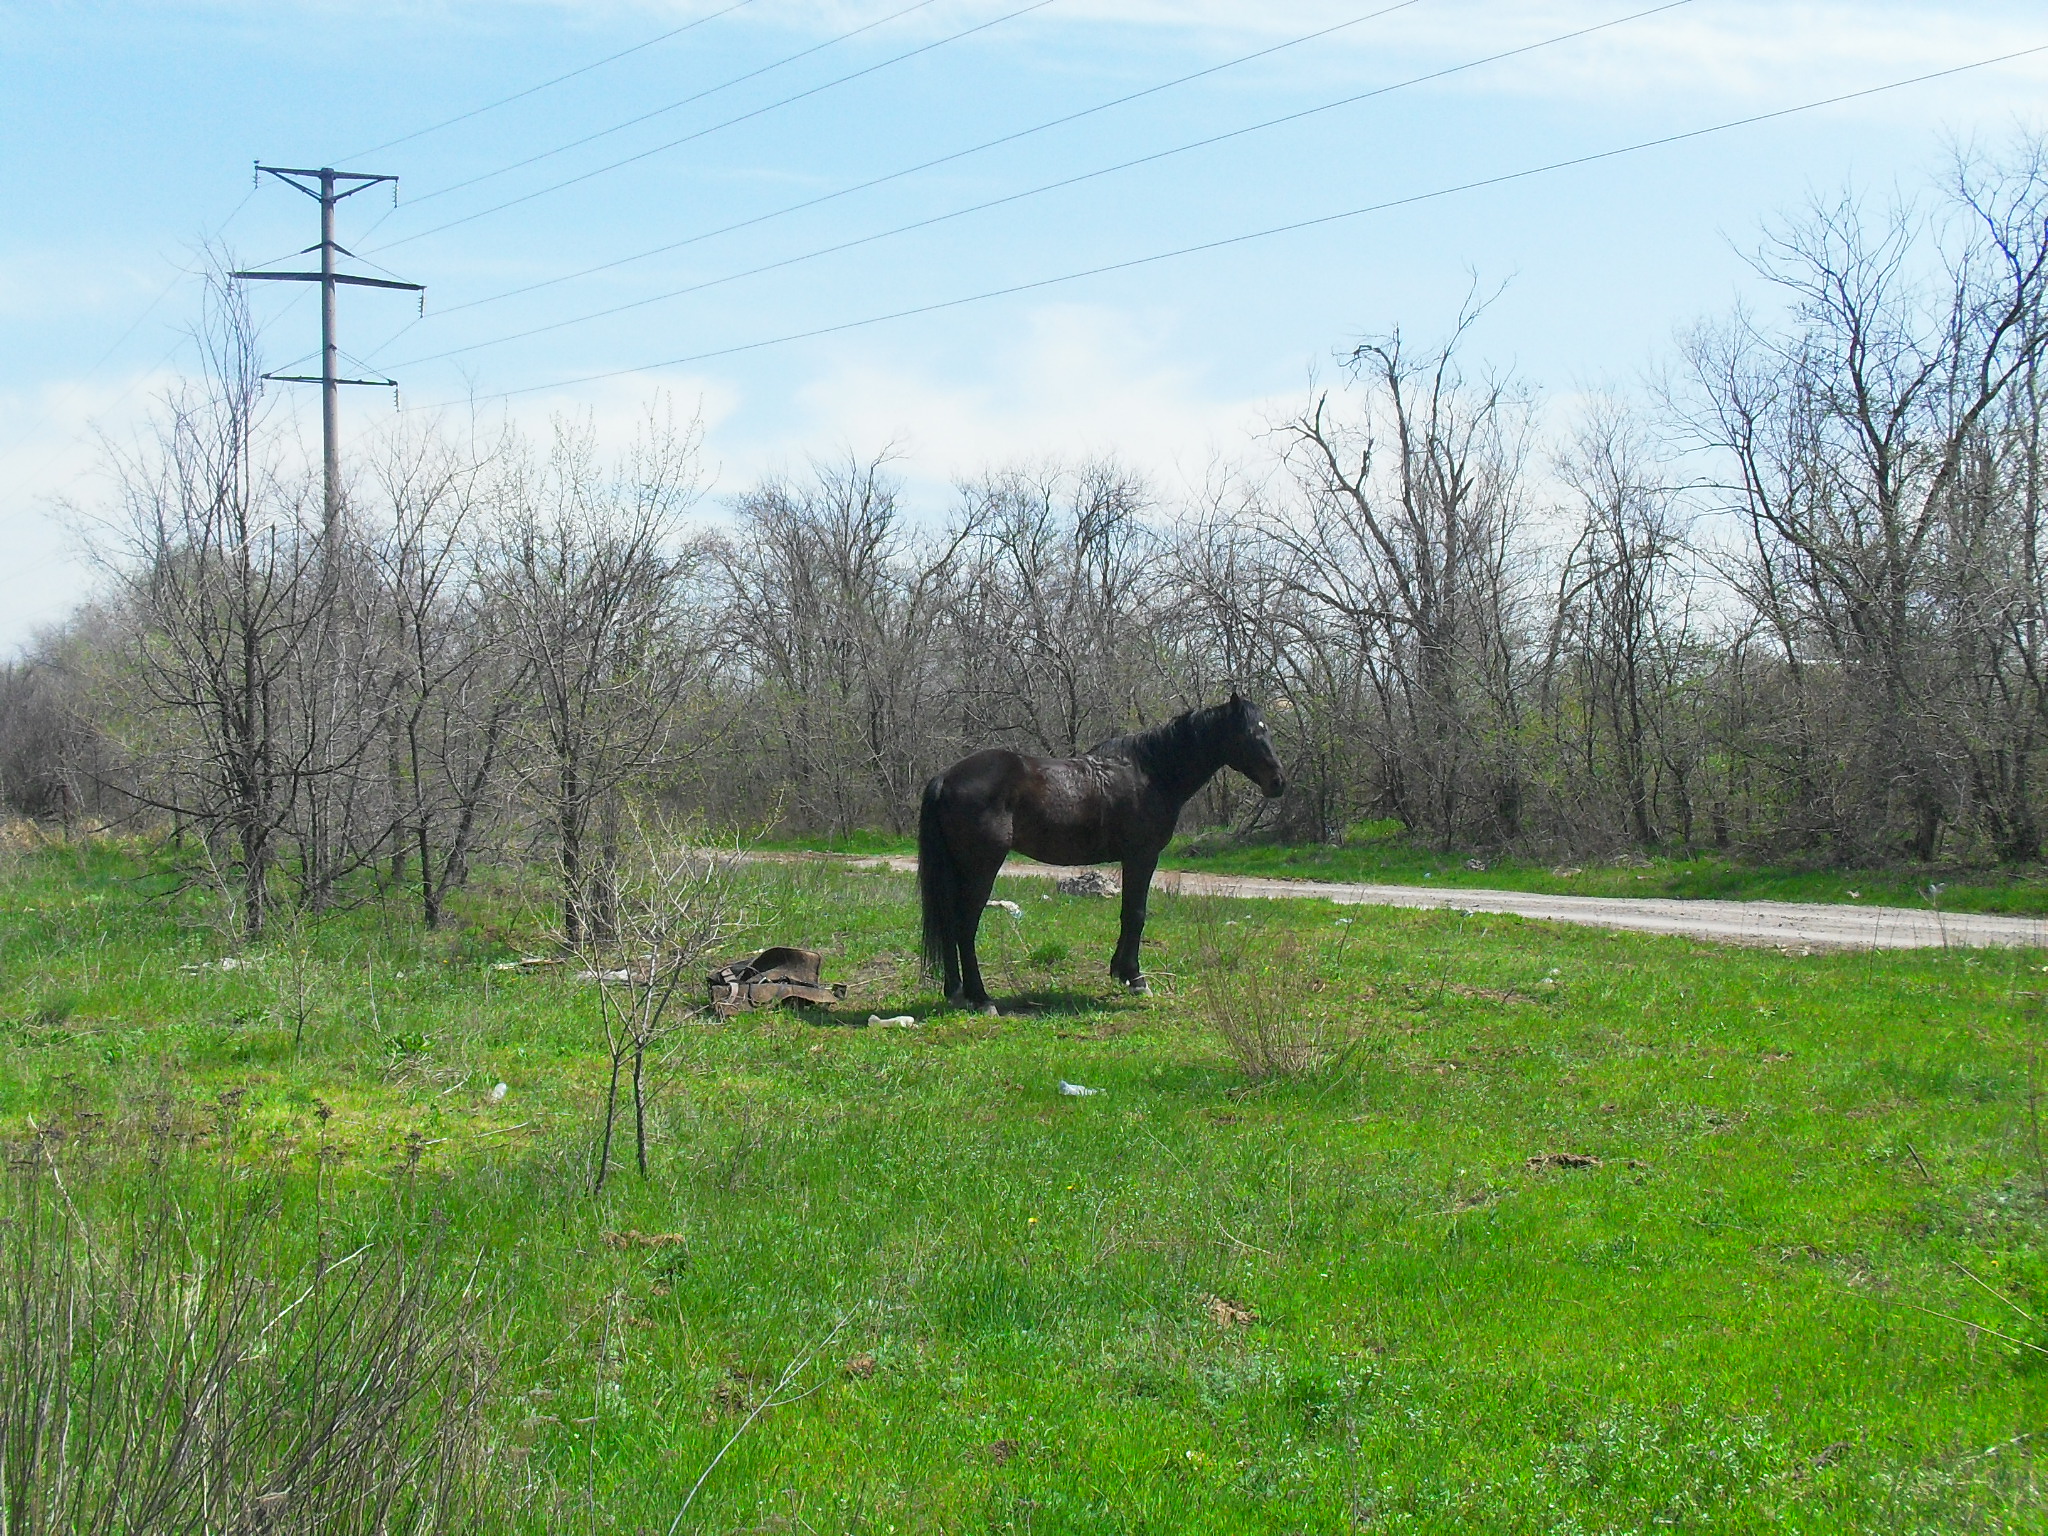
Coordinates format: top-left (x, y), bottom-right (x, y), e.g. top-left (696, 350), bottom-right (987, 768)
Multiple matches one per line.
top-left (1962, 1427), bottom-right (2048, 1465)
top-left (1897, 1299), bottom-right (2048, 1355)
top-left (665, 1316), bottom-right (846, 1536)
top-left (1903, 1141), bottom-right (1935, 1184)
top-left (1952, 1260), bottom-right (2037, 1324)
top-left (28, 1119), bottom-right (101, 1275)
top-left (256, 1242), bottom-right (372, 1342)
top-left (1216, 1223), bottom-right (1275, 1257)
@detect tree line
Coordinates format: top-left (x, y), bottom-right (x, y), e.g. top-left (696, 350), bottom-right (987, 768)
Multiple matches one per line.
top-left (4, 140), bottom-right (2045, 935)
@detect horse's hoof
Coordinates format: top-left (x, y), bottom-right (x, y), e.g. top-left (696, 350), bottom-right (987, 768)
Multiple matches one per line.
top-left (1125, 977), bottom-right (1151, 997)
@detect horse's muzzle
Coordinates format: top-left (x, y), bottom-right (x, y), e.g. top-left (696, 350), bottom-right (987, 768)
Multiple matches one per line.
top-left (1263, 773), bottom-right (1287, 798)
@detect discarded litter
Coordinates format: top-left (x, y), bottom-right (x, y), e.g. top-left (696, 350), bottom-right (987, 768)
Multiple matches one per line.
top-left (489, 1081), bottom-right (509, 1103)
top-left (575, 968), bottom-right (631, 983)
top-left (707, 947), bottom-right (845, 1016)
top-left (1055, 870), bottom-right (1119, 898)
top-left (867, 1014), bottom-right (919, 1028)
top-left (1056, 1080), bottom-right (1101, 1097)
top-left (987, 899), bottom-right (1024, 916)
top-left (1206, 1295), bottom-right (1258, 1327)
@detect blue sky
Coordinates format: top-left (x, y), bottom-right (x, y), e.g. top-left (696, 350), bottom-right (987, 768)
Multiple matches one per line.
top-left (4, 0), bottom-right (2045, 651)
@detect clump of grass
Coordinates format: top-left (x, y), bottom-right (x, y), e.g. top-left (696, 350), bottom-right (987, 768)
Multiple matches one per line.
top-left (0, 1130), bottom-right (494, 1534)
top-left (1028, 940), bottom-right (1070, 969)
top-left (1185, 900), bottom-right (1328, 1080)
top-left (27, 989), bottom-right (77, 1029)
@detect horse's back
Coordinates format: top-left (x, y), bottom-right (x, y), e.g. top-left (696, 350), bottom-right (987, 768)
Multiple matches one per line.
top-left (935, 747), bottom-right (1150, 866)
top-left (933, 747), bottom-right (1035, 801)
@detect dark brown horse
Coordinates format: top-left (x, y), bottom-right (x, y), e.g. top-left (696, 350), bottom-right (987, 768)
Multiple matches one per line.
top-left (918, 695), bottom-right (1286, 1010)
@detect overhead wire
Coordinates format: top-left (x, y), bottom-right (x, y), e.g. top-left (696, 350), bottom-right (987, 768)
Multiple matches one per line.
top-left (390, 0), bottom-right (949, 213)
top-left (382, 0), bottom-right (1435, 330)
top-left (73, 186), bottom-right (259, 386)
top-left (411, 40), bottom-right (2048, 411)
top-left (369, 0), bottom-right (1059, 253)
top-left (4, 185), bottom-right (267, 602)
top-left (385, 0), bottom-right (1687, 371)
top-left (343, 0), bottom-right (767, 161)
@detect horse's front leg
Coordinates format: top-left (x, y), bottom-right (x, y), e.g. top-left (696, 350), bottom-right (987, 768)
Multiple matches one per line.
top-left (1111, 853), bottom-right (1158, 994)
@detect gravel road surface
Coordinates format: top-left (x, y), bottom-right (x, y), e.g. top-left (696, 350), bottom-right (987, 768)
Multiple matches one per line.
top-left (855, 855), bottom-right (2047, 950)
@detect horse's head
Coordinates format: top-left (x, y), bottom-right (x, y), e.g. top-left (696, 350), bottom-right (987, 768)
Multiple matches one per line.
top-left (1222, 692), bottom-right (1287, 798)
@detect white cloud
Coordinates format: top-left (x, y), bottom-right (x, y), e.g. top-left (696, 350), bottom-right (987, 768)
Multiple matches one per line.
top-left (0, 365), bottom-right (189, 654)
top-left (714, 299), bottom-right (1297, 505)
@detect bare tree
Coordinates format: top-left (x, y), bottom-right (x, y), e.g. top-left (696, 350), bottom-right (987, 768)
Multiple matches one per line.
top-left (89, 275), bottom-right (326, 936)
top-left (486, 407), bottom-right (709, 944)
top-left (366, 418), bottom-right (524, 927)
top-left (947, 459), bottom-right (1161, 756)
top-left (573, 818), bottom-right (741, 1191)
top-left (1546, 403), bottom-right (1698, 848)
top-left (1682, 141), bottom-right (2048, 858)
top-left (1275, 302), bottom-right (1533, 847)
top-left (719, 454), bottom-right (969, 833)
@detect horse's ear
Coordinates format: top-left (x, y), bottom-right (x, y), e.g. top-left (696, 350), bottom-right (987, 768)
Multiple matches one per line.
top-left (1228, 689), bottom-right (1244, 705)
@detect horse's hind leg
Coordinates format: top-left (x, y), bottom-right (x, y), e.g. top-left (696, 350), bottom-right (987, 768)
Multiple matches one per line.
top-left (939, 924), bottom-right (963, 1005)
top-left (951, 855), bottom-right (1004, 1013)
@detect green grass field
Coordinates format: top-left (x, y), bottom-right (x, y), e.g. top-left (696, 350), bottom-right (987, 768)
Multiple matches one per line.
top-left (5, 834), bottom-right (2048, 1531)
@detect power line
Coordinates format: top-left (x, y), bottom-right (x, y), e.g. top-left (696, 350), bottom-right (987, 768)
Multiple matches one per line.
top-left (370, 0), bottom-right (1058, 253)
top-left (414, 40), bottom-right (2048, 411)
top-left (391, 0), bottom-right (947, 214)
top-left (1, 182), bottom-right (265, 562)
top-left (71, 187), bottom-right (258, 388)
top-left (343, 0), bottom-right (766, 161)
top-left (387, 0), bottom-right (1689, 370)
top-left (385, 0), bottom-right (1434, 330)
top-left (0, 194), bottom-right (271, 632)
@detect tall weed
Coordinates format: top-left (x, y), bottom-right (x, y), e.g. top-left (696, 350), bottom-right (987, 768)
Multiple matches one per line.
top-left (1186, 900), bottom-right (1329, 1080)
top-left (0, 1127), bottom-right (494, 1534)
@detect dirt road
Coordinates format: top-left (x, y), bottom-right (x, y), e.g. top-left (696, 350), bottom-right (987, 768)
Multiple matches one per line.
top-left (856, 855), bottom-right (2047, 950)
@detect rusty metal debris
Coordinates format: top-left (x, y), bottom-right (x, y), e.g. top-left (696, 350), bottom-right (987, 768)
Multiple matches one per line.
top-left (706, 946), bottom-right (845, 1016)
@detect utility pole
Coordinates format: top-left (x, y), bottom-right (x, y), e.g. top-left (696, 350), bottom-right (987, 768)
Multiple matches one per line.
top-left (232, 166), bottom-right (424, 541)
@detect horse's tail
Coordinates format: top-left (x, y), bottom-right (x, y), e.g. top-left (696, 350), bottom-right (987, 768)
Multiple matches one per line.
top-left (918, 776), bottom-right (955, 978)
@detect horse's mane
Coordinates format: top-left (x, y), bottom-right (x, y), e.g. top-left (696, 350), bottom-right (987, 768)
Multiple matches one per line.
top-left (1089, 702), bottom-right (1230, 779)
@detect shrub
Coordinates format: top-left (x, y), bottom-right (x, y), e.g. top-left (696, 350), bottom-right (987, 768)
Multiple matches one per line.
top-left (1185, 902), bottom-right (1328, 1080)
top-left (0, 1132), bottom-right (493, 1534)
